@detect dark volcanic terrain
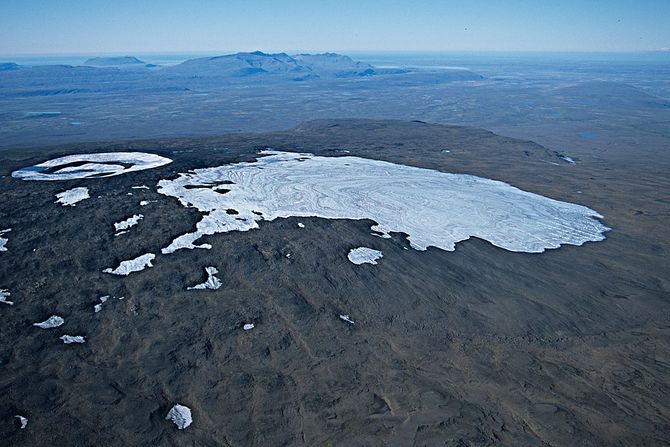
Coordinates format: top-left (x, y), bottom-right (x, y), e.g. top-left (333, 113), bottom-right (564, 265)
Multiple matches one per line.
top-left (0, 119), bottom-right (669, 446)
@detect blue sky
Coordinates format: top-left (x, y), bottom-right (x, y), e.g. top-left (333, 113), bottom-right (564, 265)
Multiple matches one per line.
top-left (1, 0), bottom-right (669, 54)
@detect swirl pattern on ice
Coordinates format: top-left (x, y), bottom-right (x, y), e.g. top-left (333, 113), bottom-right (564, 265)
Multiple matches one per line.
top-left (12, 152), bottom-right (172, 181)
top-left (157, 151), bottom-right (609, 254)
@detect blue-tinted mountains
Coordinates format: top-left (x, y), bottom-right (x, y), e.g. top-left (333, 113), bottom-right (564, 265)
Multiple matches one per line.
top-left (83, 56), bottom-right (146, 66)
top-left (0, 51), bottom-right (483, 83)
top-left (167, 51), bottom-right (376, 79)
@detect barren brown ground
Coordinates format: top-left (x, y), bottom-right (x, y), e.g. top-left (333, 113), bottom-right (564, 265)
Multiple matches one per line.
top-left (1, 120), bottom-right (668, 446)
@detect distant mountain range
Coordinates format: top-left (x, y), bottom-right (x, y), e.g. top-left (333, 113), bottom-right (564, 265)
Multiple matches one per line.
top-left (0, 62), bottom-right (20, 71)
top-left (0, 52), bottom-right (483, 100)
top-left (0, 51), bottom-right (482, 81)
top-left (83, 56), bottom-right (146, 66)
top-left (167, 51), bottom-right (377, 79)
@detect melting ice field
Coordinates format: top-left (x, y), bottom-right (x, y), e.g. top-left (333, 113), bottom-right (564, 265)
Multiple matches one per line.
top-left (11, 152), bottom-right (172, 181)
top-left (158, 151), bottom-right (609, 254)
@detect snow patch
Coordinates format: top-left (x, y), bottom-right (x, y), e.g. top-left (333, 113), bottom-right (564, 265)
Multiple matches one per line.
top-left (140, 200), bottom-right (158, 206)
top-left (33, 315), bottom-right (65, 329)
top-left (0, 228), bottom-right (10, 252)
top-left (348, 247), bottom-right (383, 265)
top-left (0, 289), bottom-right (13, 305)
top-left (60, 335), bottom-right (85, 344)
top-left (12, 152), bottom-right (172, 181)
top-left (15, 415), bottom-right (28, 429)
top-left (94, 295), bottom-right (109, 313)
top-left (55, 187), bottom-right (90, 206)
top-left (166, 404), bottom-right (192, 429)
top-left (339, 314), bottom-right (354, 324)
top-left (103, 253), bottom-right (155, 275)
top-left (132, 185), bottom-right (150, 190)
top-left (187, 266), bottom-right (222, 290)
top-left (371, 232), bottom-right (391, 239)
top-left (297, 222), bottom-right (305, 228)
top-left (156, 151), bottom-right (609, 255)
top-left (113, 214), bottom-right (143, 232)
top-left (243, 323), bottom-right (255, 331)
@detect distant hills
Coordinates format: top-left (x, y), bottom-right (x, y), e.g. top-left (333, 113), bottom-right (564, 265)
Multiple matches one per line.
top-left (0, 62), bottom-right (20, 71)
top-left (163, 51), bottom-right (483, 82)
top-left (168, 51), bottom-right (377, 79)
top-left (0, 52), bottom-right (484, 81)
top-left (0, 51), bottom-right (484, 96)
top-left (293, 53), bottom-right (376, 77)
top-left (83, 56), bottom-right (146, 66)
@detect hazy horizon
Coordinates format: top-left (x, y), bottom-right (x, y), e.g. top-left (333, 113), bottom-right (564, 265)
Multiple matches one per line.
top-left (3, 49), bottom-right (669, 70)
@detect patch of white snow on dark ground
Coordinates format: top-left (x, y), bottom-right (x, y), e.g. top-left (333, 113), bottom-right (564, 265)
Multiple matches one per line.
top-left (12, 152), bottom-right (172, 181)
top-left (0, 228), bottom-right (10, 252)
top-left (94, 295), bottom-right (109, 313)
top-left (15, 415), bottom-right (28, 429)
top-left (187, 267), bottom-right (222, 290)
top-left (166, 404), bottom-right (192, 429)
top-left (55, 187), bottom-right (89, 206)
top-left (60, 335), bottom-right (85, 344)
top-left (113, 214), bottom-right (143, 232)
top-left (33, 315), bottom-right (65, 329)
top-left (1, 289), bottom-right (13, 305)
top-left (103, 253), bottom-right (155, 275)
top-left (156, 151), bottom-right (609, 255)
top-left (348, 247), bottom-right (383, 265)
